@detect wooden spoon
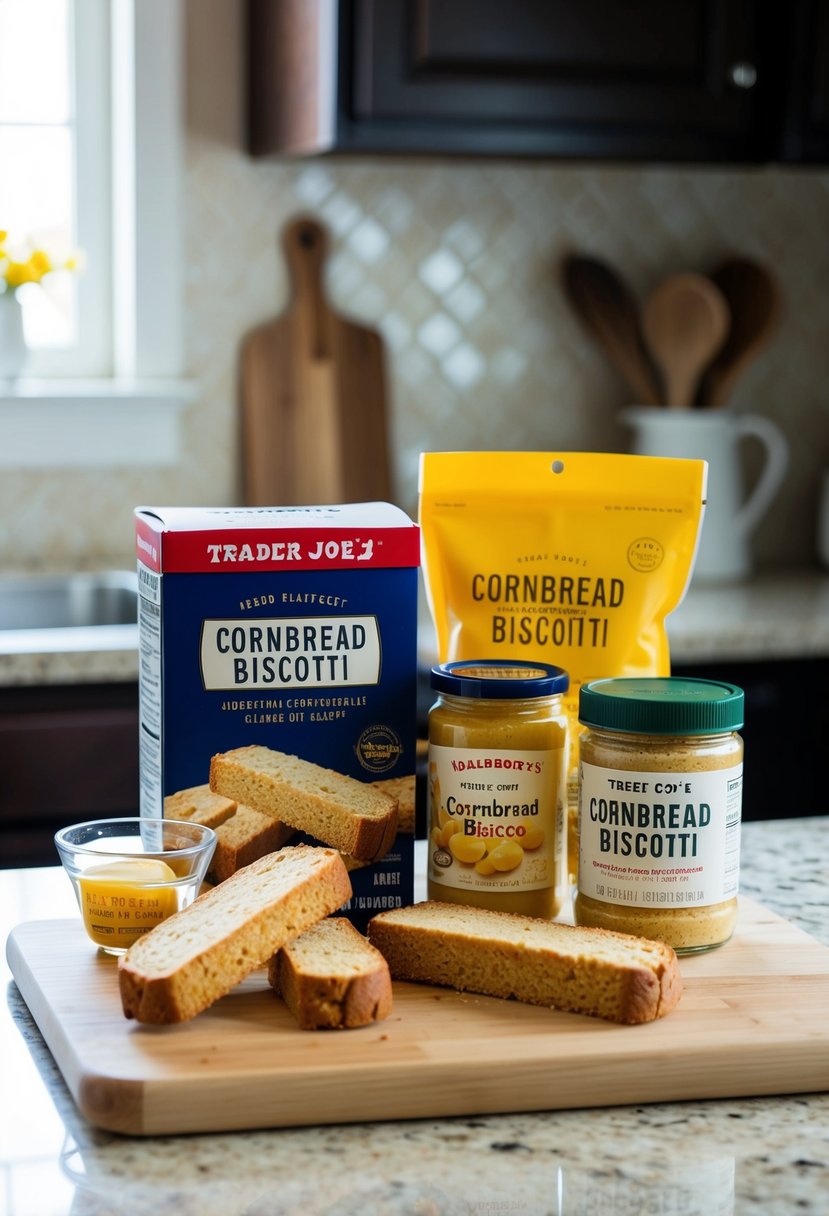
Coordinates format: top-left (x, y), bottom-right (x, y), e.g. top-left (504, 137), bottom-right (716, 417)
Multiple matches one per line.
top-left (641, 272), bottom-right (731, 408)
top-left (562, 254), bottom-right (662, 405)
top-left (695, 258), bottom-right (782, 407)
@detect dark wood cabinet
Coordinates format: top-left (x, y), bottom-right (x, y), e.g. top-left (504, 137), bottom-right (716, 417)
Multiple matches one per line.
top-left (248, 0), bottom-right (829, 164)
top-left (777, 0), bottom-right (829, 162)
top-left (672, 657), bottom-right (827, 822)
top-left (345, 0), bottom-right (763, 160)
top-left (0, 683), bottom-right (139, 867)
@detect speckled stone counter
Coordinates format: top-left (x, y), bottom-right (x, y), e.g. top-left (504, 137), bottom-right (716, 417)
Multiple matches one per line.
top-left (665, 570), bottom-right (829, 663)
top-left (2, 818), bottom-right (827, 1216)
top-left (0, 561), bottom-right (138, 688)
top-left (0, 623), bottom-right (139, 687)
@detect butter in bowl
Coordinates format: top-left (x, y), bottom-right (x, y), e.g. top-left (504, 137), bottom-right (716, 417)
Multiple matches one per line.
top-left (54, 817), bottom-right (216, 955)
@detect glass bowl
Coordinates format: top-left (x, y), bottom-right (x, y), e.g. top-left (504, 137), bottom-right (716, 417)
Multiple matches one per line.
top-left (54, 817), bottom-right (216, 955)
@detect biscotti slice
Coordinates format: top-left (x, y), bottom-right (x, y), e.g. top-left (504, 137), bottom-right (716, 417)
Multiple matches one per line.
top-left (209, 803), bottom-right (295, 883)
top-left (118, 845), bottom-right (352, 1024)
top-left (372, 774), bottom-right (416, 835)
top-left (367, 901), bottom-right (682, 1025)
top-left (269, 917), bottom-right (393, 1030)
top-left (210, 745), bottom-right (398, 862)
top-left (164, 783), bottom-right (237, 829)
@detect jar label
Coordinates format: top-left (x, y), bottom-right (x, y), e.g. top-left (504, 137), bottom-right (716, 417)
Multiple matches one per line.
top-left (578, 761), bottom-right (742, 907)
top-left (427, 743), bottom-right (562, 893)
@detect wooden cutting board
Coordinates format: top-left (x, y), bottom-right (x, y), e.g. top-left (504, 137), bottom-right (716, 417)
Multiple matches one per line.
top-left (7, 898), bottom-right (829, 1137)
top-left (240, 215), bottom-right (392, 506)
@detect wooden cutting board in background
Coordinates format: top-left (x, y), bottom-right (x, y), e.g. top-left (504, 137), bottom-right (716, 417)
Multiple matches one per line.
top-left (241, 215), bottom-right (392, 506)
top-left (7, 898), bottom-right (829, 1135)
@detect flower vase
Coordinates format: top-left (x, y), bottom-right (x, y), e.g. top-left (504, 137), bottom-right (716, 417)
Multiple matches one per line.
top-left (0, 293), bottom-right (28, 379)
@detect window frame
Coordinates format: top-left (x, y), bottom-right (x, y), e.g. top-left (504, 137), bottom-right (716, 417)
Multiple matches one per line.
top-left (0, 0), bottom-right (191, 468)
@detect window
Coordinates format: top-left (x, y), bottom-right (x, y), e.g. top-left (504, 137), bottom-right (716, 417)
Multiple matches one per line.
top-left (0, 0), bottom-right (110, 375)
top-left (0, 0), bottom-right (189, 467)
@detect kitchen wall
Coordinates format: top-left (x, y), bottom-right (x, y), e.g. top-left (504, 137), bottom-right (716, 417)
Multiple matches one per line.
top-left (2, 0), bottom-right (828, 571)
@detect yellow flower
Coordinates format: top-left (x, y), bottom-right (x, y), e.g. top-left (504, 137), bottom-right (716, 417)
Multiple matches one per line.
top-left (1, 227), bottom-right (83, 292)
top-left (5, 261), bottom-right (34, 289)
top-left (30, 249), bottom-right (52, 279)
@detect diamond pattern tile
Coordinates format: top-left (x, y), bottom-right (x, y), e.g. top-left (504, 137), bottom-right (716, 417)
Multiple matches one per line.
top-left (418, 249), bottom-right (465, 295)
top-left (3, 119), bottom-right (828, 571)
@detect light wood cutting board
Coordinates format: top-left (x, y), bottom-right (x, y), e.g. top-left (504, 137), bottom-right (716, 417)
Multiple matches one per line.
top-left (7, 899), bottom-right (829, 1136)
top-left (240, 215), bottom-right (392, 506)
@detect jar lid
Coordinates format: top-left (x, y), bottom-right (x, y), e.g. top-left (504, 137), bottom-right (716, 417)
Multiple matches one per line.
top-left (430, 659), bottom-right (569, 699)
top-left (579, 676), bottom-right (744, 734)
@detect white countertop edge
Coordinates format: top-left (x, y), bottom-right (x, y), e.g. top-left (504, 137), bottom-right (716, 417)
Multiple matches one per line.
top-left (0, 623), bottom-right (139, 655)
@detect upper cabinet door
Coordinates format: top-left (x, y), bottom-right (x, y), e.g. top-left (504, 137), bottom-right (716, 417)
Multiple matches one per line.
top-left (344, 0), bottom-right (763, 160)
top-left (247, 0), bottom-right (828, 164)
top-left (776, 0), bottom-right (829, 163)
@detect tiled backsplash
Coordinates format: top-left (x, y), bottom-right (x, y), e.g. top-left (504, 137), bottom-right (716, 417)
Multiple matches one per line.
top-left (1, 4), bottom-right (827, 574)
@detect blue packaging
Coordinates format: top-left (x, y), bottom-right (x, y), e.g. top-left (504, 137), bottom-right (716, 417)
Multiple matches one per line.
top-left (135, 502), bottom-right (419, 930)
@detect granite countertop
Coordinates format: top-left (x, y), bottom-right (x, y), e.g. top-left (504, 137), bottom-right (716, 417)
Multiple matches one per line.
top-left (2, 817), bottom-right (828, 1216)
top-left (1, 568), bottom-right (828, 688)
top-left (0, 562), bottom-right (139, 688)
top-left (0, 623), bottom-right (139, 687)
top-left (665, 569), bottom-right (829, 663)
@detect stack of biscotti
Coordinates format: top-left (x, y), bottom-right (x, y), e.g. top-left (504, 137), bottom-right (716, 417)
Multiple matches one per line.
top-left (118, 844), bottom-right (352, 1024)
top-left (164, 783), bottom-right (295, 882)
top-left (209, 745), bottom-right (399, 863)
top-left (208, 804), bottom-right (294, 882)
top-left (164, 784), bottom-right (238, 829)
top-left (269, 917), bottom-right (393, 1030)
top-left (367, 901), bottom-right (683, 1025)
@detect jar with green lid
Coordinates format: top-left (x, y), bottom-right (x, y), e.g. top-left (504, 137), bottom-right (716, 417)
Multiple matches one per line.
top-left (574, 676), bottom-right (744, 954)
top-left (427, 659), bottom-right (569, 918)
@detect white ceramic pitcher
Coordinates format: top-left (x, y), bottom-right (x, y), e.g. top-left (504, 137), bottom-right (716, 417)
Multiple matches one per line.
top-left (622, 407), bottom-right (789, 583)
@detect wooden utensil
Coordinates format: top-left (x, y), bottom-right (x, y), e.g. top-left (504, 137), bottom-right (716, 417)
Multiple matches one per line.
top-left (641, 272), bottom-right (730, 409)
top-left (562, 254), bottom-right (662, 405)
top-left (695, 257), bottom-right (782, 408)
top-left (241, 215), bottom-right (392, 506)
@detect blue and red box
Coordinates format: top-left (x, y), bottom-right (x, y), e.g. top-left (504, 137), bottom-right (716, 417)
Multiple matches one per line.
top-left (134, 502), bottom-right (420, 929)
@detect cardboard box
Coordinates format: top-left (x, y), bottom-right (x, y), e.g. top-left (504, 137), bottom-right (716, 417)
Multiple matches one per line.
top-left (134, 502), bottom-right (419, 929)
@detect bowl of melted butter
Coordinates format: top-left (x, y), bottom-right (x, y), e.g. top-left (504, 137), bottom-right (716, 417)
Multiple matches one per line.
top-left (54, 817), bottom-right (216, 955)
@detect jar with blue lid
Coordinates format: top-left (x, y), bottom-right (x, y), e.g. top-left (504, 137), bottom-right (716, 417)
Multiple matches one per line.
top-left (427, 659), bottom-right (569, 918)
top-left (574, 676), bottom-right (745, 953)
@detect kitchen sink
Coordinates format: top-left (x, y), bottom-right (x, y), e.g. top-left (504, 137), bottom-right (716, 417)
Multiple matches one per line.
top-left (0, 570), bottom-right (138, 631)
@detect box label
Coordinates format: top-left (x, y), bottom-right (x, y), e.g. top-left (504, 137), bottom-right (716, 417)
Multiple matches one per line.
top-left (199, 615), bottom-right (381, 690)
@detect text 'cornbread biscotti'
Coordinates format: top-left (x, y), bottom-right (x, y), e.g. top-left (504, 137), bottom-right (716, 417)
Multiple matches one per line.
top-left (118, 845), bottom-right (352, 1024)
top-left (209, 746), bottom-right (398, 862)
top-left (367, 901), bottom-right (682, 1024)
top-left (269, 917), bottom-right (393, 1030)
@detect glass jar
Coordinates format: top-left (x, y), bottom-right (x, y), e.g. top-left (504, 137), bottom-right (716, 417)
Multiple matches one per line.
top-left (427, 659), bottom-right (569, 918)
top-left (574, 676), bottom-right (744, 953)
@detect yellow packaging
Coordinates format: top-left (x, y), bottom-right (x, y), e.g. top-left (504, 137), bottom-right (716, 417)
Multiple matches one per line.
top-left (418, 450), bottom-right (707, 783)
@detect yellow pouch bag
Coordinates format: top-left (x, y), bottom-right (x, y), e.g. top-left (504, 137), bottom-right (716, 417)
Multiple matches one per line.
top-left (419, 451), bottom-right (707, 873)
